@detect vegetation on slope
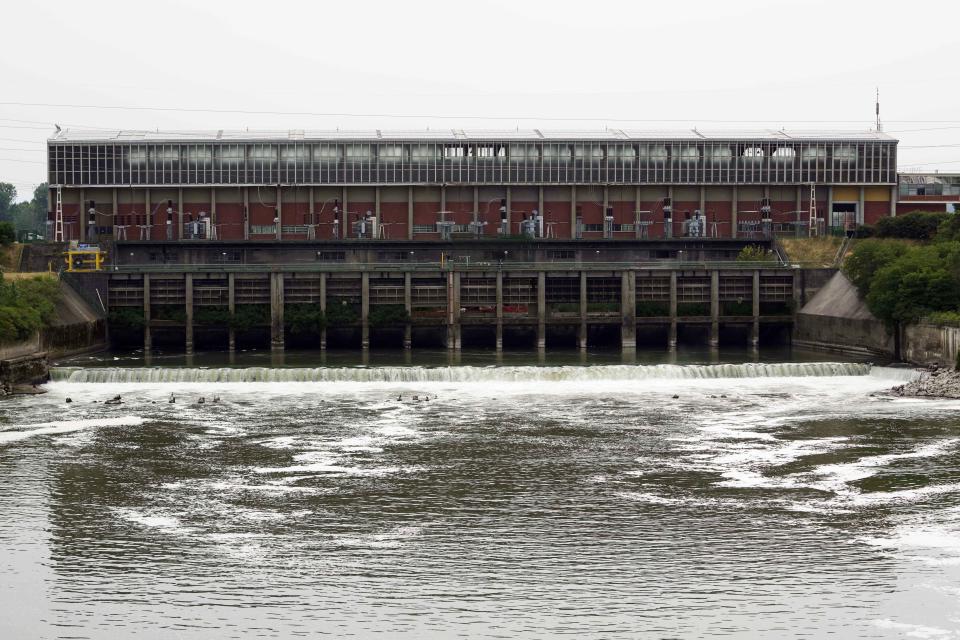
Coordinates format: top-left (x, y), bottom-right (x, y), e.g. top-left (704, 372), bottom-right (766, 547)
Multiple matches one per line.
top-left (0, 273), bottom-right (61, 344)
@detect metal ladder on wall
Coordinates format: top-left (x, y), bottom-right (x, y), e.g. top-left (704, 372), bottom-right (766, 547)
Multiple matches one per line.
top-left (807, 183), bottom-right (818, 237)
top-left (54, 185), bottom-right (64, 242)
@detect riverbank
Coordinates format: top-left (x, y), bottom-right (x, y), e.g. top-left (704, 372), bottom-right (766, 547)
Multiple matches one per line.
top-left (891, 366), bottom-right (960, 399)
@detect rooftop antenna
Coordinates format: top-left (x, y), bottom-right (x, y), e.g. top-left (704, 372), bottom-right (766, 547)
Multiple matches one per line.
top-left (875, 88), bottom-right (882, 132)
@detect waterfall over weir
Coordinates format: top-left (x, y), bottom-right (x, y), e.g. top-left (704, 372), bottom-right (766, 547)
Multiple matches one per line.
top-left (50, 362), bottom-right (884, 384)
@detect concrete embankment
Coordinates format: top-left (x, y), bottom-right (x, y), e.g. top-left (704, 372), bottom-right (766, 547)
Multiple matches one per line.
top-left (794, 271), bottom-right (959, 369)
top-left (0, 277), bottom-right (106, 395)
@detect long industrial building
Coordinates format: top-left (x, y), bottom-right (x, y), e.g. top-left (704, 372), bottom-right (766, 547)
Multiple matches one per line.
top-left (47, 129), bottom-right (900, 242)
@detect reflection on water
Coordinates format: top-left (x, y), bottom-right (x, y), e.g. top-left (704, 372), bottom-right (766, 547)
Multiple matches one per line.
top-left (1, 348), bottom-right (958, 639)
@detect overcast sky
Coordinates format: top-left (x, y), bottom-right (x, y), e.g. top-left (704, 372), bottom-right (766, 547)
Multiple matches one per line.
top-left (2, 0), bottom-right (958, 200)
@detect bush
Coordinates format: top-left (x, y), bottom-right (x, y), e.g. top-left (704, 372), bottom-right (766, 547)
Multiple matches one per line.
top-left (326, 300), bottom-right (359, 326)
top-left (0, 274), bottom-right (61, 343)
top-left (843, 238), bottom-right (910, 295)
top-left (284, 304), bottom-right (326, 334)
top-left (231, 305), bottom-right (270, 331)
top-left (0, 222), bottom-right (14, 245)
top-left (736, 245), bottom-right (775, 262)
top-left (927, 311), bottom-right (960, 327)
top-left (875, 211), bottom-right (949, 240)
top-left (368, 304), bottom-right (409, 327)
top-left (108, 307), bottom-right (145, 329)
top-left (636, 301), bottom-right (669, 317)
top-left (865, 243), bottom-right (960, 325)
top-left (937, 213), bottom-right (960, 243)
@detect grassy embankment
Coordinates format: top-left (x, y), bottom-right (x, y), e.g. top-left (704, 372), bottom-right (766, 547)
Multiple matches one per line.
top-left (0, 273), bottom-right (62, 345)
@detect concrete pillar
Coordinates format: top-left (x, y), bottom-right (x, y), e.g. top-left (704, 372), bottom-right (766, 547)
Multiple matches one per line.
top-left (858, 186), bottom-right (866, 226)
top-left (709, 270), bottom-right (719, 348)
top-left (178, 186), bottom-right (184, 241)
top-left (570, 185), bottom-right (578, 239)
top-left (276, 185), bottom-right (282, 240)
top-left (602, 185), bottom-right (610, 239)
top-left (184, 273), bottom-right (194, 354)
top-left (227, 273), bottom-right (236, 351)
top-left (270, 272), bottom-right (284, 351)
top-left (361, 272), bottom-right (370, 350)
top-left (890, 185), bottom-right (898, 217)
top-left (621, 270), bottom-right (636, 351)
top-left (453, 271), bottom-right (462, 350)
top-left (751, 269), bottom-right (760, 347)
top-left (505, 186), bottom-right (512, 235)
top-left (440, 185), bottom-right (446, 221)
top-left (243, 188), bottom-right (250, 240)
top-left (211, 187), bottom-right (217, 232)
top-left (537, 271), bottom-right (546, 350)
top-left (827, 186), bottom-right (834, 230)
top-left (538, 186), bottom-right (544, 232)
top-left (669, 271), bottom-right (677, 348)
top-left (341, 187), bottom-right (348, 239)
top-left (143, 188), bottom-right (151, 241)
top-left (496, 271), bottom-right (504, 351)
top-left (143, 273), bottom-right (152, 351)
top-left (731, 186), bottom-right (738, 239)
top-left (319, 273), bottom-right (327, 350)
top-left (472, 187), bottom-right (480, 230)
top-left (374, 186), bottom-right (381, 239)
top-left (578, 271), bottom-right (588, 350)
top-left (79, 188), bottom-right (86, 242)
top-left (447, 271), bottom-right (461, 350)
top-left (699, 185), bottom-right (706, 215)
top-left (112, 188), bottom-right (118, 238)
top-left (403, 272), bottom-right (412, 349)
top-left (407, 186), bottom-right (414, 240)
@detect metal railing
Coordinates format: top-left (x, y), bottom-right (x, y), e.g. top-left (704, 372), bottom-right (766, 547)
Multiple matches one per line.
top-left (110, 260), bottom-right (796, 274)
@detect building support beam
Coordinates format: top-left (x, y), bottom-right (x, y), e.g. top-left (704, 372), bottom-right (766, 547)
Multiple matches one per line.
top-left (709, 270), bottom-right (720, 348)
top-left (495, 271), bottom-right (504, 352)
top-left (621, 270), bottom-right (636, 351)
top-left (827, 186), bottom-right (834, 229)
top-left (227, 273), bottom-right (236, 351)
top-left (184, 273), bottom-right (194, 355)
top-left (403, 272), bottom-right (412, 349)
top-left (243, 188), bottom-right (249, 240)
top-left (143, 273), bottom-right (152, 351)
top-left (602, 185), bottom-right (610, 239)
top-left (890, 186), bottom-right (898, 217)
top-left (668, 271), bottom-right (677, 348)
top-left (361, 272), bottom-right (370, 350)
top-left (341, 187), bottom-right (348, 239)
top-left (270, 272), bottom-right (284, 351)
top-left (319, 273), bottom-right (327, 350)
top-left (79, 188), bottom-right (86, 243)
top-left (145, 188), bottom-right (151, 241)
top-left (579, 270), bottom-right (588, 350)
top-left (751, 269), bottom-right (760, 347)
top-left (112, 188), bottom-right (118, 239)
top-left (374, 186), bottom-right (381, 239)
top-left (858, 186), bottom-right (866, 226)
top-left (407, 186), bottom-right (414, 240)
top-left (446, 271), bottom-right (461, 350)
top-left (537, 271), bottom-right (546, 350)
top-left (570, 185), bottom-right (578, 239)
top-left (178, 186), bottom-right (184, 241)
top-left (211, 187), bottom-right (217, 235)
top-left (276, 185), bottom-right (282, 241)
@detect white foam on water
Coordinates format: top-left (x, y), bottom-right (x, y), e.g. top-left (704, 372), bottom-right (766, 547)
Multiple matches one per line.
top-left (112, 507), bottom-right (195, 535)
top-left (0, 416), bottom-right (146, 444)
top-left (874, 619), bottom-right (960, 639)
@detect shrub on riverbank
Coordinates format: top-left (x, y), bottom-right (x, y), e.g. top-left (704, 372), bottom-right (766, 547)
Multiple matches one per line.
top-left (875, 211), bottom-right (949, 240)
top-left (0, 273), bottom-right (61, 343)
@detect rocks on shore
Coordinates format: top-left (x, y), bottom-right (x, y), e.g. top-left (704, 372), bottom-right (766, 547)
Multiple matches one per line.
top-left (0, 382), bottom-right (47, 396)
top-left (891, 365), bottom-right (960, 399)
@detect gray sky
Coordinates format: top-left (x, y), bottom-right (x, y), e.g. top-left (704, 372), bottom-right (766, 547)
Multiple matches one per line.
top-left (2, 0), bottom-right (958, 200)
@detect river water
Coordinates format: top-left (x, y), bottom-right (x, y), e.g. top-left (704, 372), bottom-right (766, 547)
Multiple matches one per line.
top-left (2, 348), bottom-right (959, 639)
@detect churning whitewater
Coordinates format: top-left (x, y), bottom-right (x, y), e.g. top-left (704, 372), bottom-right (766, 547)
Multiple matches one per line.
top-left (1, 357), bottom-right (958, 639)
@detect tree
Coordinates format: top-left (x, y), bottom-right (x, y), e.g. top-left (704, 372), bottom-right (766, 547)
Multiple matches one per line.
top-left (842, 238), bottom-right (910, 295)
top-left (0, 221), bottom-right (14, 245)
top-left (874, 211), bottom-right (948, 240)
top-left (864, 243), bottom-right (960, 325)
top-left (0, 183), bottom-right (15, 223)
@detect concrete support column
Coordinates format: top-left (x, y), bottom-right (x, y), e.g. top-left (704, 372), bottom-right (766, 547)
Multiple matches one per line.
top-left (668, 271), bottom-right (678, 348)
top-left (319, 273), bottom-right (327, 350)
top-left (440, 186), bottom-right (446, 221)
top-left (665, 186), bottom-right (674, 239)
top-left (211, 187), bottom-right (217, 232)
top-left (751, 269), bottom-right (760, 347)
top-left (184, 273), bottom-right (194, 354)
top-left (145, 188), bottom-right (151, 241)
top-left (403, 272), bottom-right (412, 349)
top-left (243, 188), bottom-right (250, 240)
top-left (858, 186), bottom-right (866, 225)
top-left (178, 187), bottom-right (184, 241)
top-left (827, 186), bottom-right (834, 229)
top-left (699, 186), bottom-right (706, 214)
top-left (731, 186), bottom-right (738, 239)
top-left (538, 186), bottom-right (544, 228)
top-left (341, 187), bottom-right (348, 239)
top-left (796, 186), bottom-right (803, 236)
top-left (621, 270), bottom-right (636, 351)
top-left (537, 271), bottom-right (546, 351)
top-left (374, 187), bottom-right (381, 239)
top-left (570, 185), bottom-right (578, 239)
top-left (602, 185), bottom-right (610, 239)
top-left (447, 271), bottom-right (461, 350)
top-left (270, 272), bottom-right (284, 351)
top-left (227, 273), bottom-right (236, 351)
top-left (472, 187), bottom-right (480, 229)
top-left (276, 186), bottom-right (282, 240)
top-left (79, 188), bottom-right (86, 242)
top-left (361, 272), bottom-right (370, 350)
top-left (112, 188), bottom-right (118, 238)
top-left (143, 273), bottom-right (152, 351)
top-left (505, 187), bottom-right (512, 235)
top-left (709, 270), bottom-right (720, 348)
top-left (407, 186), bottom-right (414, 240)
top-left (496, 271), bottom-right (504, 351)
top-left (890, 186), bottom-right (898, 217)
top-left (578, 271), bottom-right (588, 350)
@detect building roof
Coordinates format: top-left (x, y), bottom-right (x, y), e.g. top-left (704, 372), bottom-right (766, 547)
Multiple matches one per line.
top-left (48, 128), bottom-right (897, 144)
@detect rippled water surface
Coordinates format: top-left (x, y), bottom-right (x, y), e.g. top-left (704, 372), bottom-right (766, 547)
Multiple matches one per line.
top-left (2, 350), bottom-right (960, 639)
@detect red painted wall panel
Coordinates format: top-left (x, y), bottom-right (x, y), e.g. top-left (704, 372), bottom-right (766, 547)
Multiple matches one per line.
top-left (216, 204), bottom-right (245, 240)
top-left (864, 202), bottom-right (890, 226)
top-left (379, 202), bottom-right (408, 239)
top-left (897, 202), bottom-right (948, 215)
top-left (541, 201), bottom-right (571, 239)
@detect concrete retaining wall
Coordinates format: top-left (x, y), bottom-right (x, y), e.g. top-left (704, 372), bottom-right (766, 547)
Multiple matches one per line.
top-left (902, 324), bottom-right (960, 369)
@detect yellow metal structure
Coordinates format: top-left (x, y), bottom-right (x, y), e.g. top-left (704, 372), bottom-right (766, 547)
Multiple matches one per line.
top-left (64, 247), bottom-right (106, 272)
